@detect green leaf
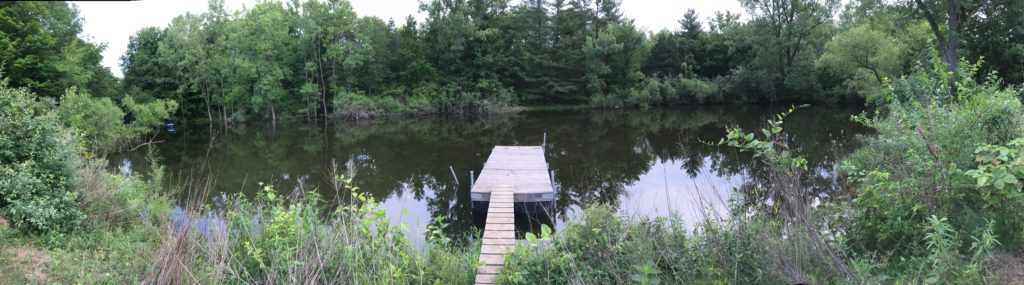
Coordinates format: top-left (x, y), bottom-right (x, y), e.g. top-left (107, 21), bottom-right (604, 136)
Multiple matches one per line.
top-left (525, 232), bottom-right (537, 246)
top-left (1004, 174), bottom-right (1017, 184)
top-left (745, 141), bottom-right (757, 149)
top-left (978, 176), bottom-right (990, 187)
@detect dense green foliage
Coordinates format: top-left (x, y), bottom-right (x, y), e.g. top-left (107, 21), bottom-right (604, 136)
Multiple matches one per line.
top-left (0, 2), bottom-right (179, 154)
top-left (842, 56), bottom-right (1024, 263)
top-left (56, 87), bottom-right (178, 153)
top-left (4, 0), bottom-right (1022, 123)
top-left (0, 2), bottom-right (119, 99)
top-left (56, 88), bottom-right (125, 152)
top-left (120, 0), bottom-right (1024, 122)
top-left (0, 78), bottom-right (82, 235)
top-left (0, 69), bottom-right (175, 237)
top-left (817, 23), bottom-right (902, 97)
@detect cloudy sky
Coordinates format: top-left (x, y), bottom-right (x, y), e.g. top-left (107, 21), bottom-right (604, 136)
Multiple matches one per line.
top-left (72, 0), bottom-right (744, 77)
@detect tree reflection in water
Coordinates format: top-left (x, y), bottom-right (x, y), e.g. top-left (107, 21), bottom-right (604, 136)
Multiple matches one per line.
top-left (110, 106), bottom-right (870, 244)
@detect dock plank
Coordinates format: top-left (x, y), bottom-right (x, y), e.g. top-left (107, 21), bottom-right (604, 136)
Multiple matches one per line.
top-left (471, 146), bottom-right (553, 284)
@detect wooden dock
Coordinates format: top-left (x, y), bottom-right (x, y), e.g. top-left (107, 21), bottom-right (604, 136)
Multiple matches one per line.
top-left (471, 146), bottom-right (555, 285)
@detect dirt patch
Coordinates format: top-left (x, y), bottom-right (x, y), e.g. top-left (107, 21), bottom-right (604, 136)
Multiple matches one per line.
top-left (991, 252), bottom-right (1024, 285)
top-left (3, 246), bottom-right (51, 284)
top-left (0, 216), bottom-right (8, 228)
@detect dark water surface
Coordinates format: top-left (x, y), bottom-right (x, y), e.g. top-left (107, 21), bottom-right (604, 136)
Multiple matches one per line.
top-left (111, 106), bottom-right (869, 243)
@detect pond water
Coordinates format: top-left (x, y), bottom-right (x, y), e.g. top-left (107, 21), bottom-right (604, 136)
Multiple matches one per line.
top-left (111, 106), bottom-right (870, 243)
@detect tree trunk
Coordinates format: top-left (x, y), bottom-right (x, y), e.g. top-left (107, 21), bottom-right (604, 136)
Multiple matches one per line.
top-left (269, 102), bottom-right (277, 127)
top-left (915, 0), bottom-right (959, 98)
top-left (945, 0), bottom-right (959, 91)
top-left (316, 43), bottom-right (329, 119)
top-left (219, 77), bottom-right (228, 126)
top-left (202, 83), bottom-right (213, 125)
top-left (870, 67), bottom-right (884, 84)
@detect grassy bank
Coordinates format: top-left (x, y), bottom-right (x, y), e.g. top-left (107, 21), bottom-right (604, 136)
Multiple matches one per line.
top-left (0, 158), bottom-right (168, 283)
top-left (0, 159), bottom-right (480, 284)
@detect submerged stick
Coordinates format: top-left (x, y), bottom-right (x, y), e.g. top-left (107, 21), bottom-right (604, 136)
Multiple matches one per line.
top-left (449, 165), bottom-right (460, 184)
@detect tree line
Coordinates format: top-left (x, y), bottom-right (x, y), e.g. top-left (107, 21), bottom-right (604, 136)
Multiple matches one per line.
top-left (3, 0), bottom-right (1022, 124)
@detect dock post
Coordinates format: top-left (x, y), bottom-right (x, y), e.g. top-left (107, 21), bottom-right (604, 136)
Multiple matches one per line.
top-left (543, 132), bottom-right (547, 148)
top-left (550, 169), bottom-right (555, 187)
top-left (450, 166), bottom-right (460, 184)
top-left (470, 171), bottom-right (475, 187)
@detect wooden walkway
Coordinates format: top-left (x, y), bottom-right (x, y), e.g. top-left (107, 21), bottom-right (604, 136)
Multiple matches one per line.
top-left (471, 146), bottom-right (554, 285)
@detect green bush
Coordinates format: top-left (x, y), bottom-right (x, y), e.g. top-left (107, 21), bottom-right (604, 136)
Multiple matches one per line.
top-left (408, 83), bottom-right (441, 113)
top-left (56, 88), bottom-right (177, 153)
top-left (499, 204), bottom-right (795, 284)
top-left (373, 95), bottom-right (409, 115)
top-left (0, 154), bottom-right (173, 284)
top-left (0, 78), bottom-right (83, 234)
top-left (432, 80), bottom-right (514, 114)
top-left (56, 87), bottom-right (126, 152)
top-left (607, 75), bottom-right (725, 109)
top-left (121, 95), bottom-right (178, 139)
top-left (332, 81), bottom-right (514, 119)
top-left (332, 90), bottom-right (377, 119)
top-left (843, 56), bottom-right (1024, 270)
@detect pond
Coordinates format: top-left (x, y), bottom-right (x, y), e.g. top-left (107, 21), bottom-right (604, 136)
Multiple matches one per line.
top-left (110, 105), bottom-right (870, 244)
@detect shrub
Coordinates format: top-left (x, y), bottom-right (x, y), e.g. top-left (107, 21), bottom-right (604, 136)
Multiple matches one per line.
top-left (56, 87), bottom-right (126, 152)
top-left (610, 75), bottom-right (724, 109)
top-left (331, 90), bottom-right (377, 119)
top-left (57, 88), bottom-right (177, 153)
top-left (675, 76), bottom-right (724, 104)
top-left (0, 78), bottom-right (83, 234)
top-left (843, 55), bottom-right (1024, 274)
top-left (408, 83), bottom-right (441, 114)
top-left (372, 95), bottom-right (409, 115)
top-left (122, 95), bottom-right (178, 140)
top-left (332, 81), bottom-right (514, 119)
top-left (499, 204), bottom-right (793, 284)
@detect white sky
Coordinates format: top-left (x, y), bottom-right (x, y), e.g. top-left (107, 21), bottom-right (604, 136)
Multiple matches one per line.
top-left (73, 0), bottom-right (744, 77)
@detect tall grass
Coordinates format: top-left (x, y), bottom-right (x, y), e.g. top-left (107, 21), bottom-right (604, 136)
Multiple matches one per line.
top-left (143, 172), bottom-right (479, 284)
top-left (3, 152), bottom-right (479, 284)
